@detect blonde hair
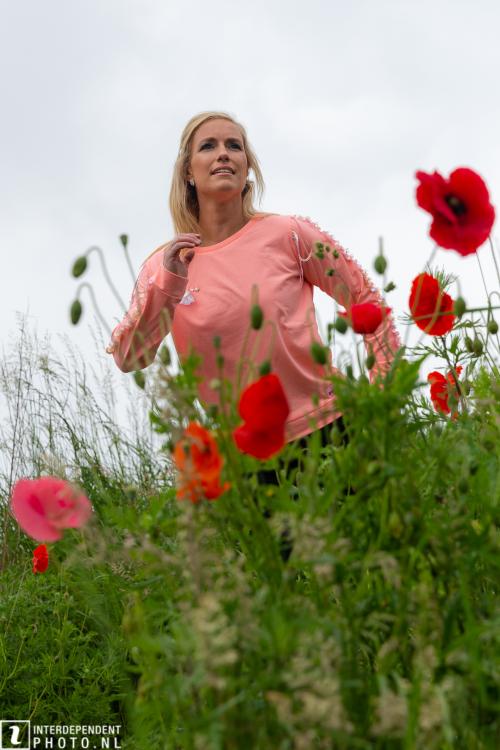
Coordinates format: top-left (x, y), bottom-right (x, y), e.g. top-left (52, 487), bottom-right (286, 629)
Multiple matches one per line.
top-left (170, 111), bottom-right (265, 233)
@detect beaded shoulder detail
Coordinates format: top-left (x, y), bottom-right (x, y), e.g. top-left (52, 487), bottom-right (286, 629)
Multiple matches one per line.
top-left (291, 215), bottom-right (402, 349)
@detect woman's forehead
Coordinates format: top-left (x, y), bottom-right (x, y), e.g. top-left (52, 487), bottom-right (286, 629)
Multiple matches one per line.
top-left (193, 119), bottom-right (243, 142)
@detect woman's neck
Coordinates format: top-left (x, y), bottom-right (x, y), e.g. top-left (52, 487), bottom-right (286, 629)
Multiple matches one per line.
top-left (197, 200), bottom-right (248, 246)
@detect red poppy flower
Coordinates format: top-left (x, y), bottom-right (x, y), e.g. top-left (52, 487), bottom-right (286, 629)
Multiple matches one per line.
top-left (339, 303), bottom-right (392, 334)
top-left (409, 273), bottom-right (455, 336)
top-left (428, 366), bottom-right (463, 419)
top-left (33, 544), bottom-right (49, 574)
top-left (233, 373), bottom-right (290, 459)
top-left (173, 421), bottom-right (230, 503)
top-left (415, 168), bottom-right (495, 256)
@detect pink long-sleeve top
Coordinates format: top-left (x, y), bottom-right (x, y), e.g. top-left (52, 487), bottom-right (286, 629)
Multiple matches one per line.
top-left (106, 213), bottom-right (401, 443)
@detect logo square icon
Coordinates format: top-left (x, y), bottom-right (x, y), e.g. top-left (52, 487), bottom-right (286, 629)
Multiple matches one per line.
top-left (0, 721), bottom-right (30, 750)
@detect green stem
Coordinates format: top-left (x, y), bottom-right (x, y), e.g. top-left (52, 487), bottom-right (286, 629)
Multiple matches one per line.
top-left (86, 245), bottom-right (127, 311)
top-left (76, 282), bottom-right (113, 335)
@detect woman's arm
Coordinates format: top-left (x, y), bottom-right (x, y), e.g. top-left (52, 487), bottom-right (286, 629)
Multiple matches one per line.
top-left (106, 250), bottom-right (188, 372)
top-left (291, 215), bottom-right (402, 379)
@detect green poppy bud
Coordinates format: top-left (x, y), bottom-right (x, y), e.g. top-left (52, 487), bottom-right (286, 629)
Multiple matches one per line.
top-left (384, 281), bottom-right (396, 293)
top-left (159, 345), bottom-right (171, 366)
top-left (311, 341), bottom-right (328, 365)
top-left (259, 360), bottom-right (271, 376)
top-left (346, 365), bottom-right (354, 380)
top-left (216, 353), bottom-right (224, 368)
top-left (250, 304), bottom-right (263, 330)
top-left (70, 300), bottom-right (82, 325)
top-left (388, 511), bottom-right (403, 538)
top-left (465, 336), bottom-right (474, 353)
top-left (120, 234), bottom-right (128, 249)
top-left (487, 319), bottom-right (498, 335)
top-left (473, 337), bottom-right (484, 356)
top-left (133, 371), bottom-right (146, 389)
top-left (334, 316), bottom-right (348, 334)
top-left (374, 255), bottom-right (387, 274)
top-left (366, 353), bottom-right (376, 370)
top-left (454, 296), bottom-right (467, 317)
top-left (71, 256), bottom-right (87, 278)
top-left (207, 404), bottom-right (219, 419)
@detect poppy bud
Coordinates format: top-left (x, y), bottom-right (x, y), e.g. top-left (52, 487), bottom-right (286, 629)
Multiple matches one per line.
top-left (388, 511), bottom-right (403, 538)
top-left (250, 304), bottom-right (263, 330)
top-left (366, 353), bottom-right (376, 370)
top-left (207, 404), bottom-right (219, 419)
top-left (346, 365), bottom-right (354, 380)
top-left (216, 353), bottom-right (224, 368)
top-left (334, 317), bottom-right (348, 334)
top-left (311, 341), bottom-right (328, 365)
top-left (454, 296), bottom-right (466, 317)
top-left (374, 255), bottom-right (387, 274)
top-left (314, 241), bottom-right (325, 259)
top-left (70, 300), bottom-right (82, 325)
top-left (487, 319), bottom-right (498, 334)
top-left (133, 371), bottom-right (146, 389)
top-left (159, 345), bottom-right (171, 366)
top-left (71, 256), bottom-right (87, 278)
top-left (259, 360), bottom-right (271, 376)
top-left (473, 337), bottom-right (484, 356)
top-left (384, 281), bottom-right (396, 293)
top-left (120, 234), bottom-right (128, 249)
top-left (465, 336), bottom-right (475, 353)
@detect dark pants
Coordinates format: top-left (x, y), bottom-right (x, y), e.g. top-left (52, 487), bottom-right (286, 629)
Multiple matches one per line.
top-left (252, 416), bottom-right (350, 562)
top-left (255, 415), bottom-right (348, 488)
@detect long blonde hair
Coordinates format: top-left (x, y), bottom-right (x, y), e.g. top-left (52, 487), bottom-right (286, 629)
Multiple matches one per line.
top-left (169, 111), bottom-right (265, 234)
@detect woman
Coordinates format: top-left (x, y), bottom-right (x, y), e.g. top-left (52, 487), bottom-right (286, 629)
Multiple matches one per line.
top-left (106, 111), bottom-right (401, 486)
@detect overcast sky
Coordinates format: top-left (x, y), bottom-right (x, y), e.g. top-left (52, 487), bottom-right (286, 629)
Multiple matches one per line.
top-left (2, 0), bottom-right (500, 433)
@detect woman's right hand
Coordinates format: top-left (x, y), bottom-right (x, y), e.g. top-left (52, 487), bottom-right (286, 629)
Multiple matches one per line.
top-left (162, 233), bottom-right (202, 278)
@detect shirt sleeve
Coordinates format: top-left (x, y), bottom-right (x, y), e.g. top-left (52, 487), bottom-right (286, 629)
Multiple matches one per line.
top-left (290, 215), bottom-right (401, 380)
top-left (105, 250), bottom-right (188, 372)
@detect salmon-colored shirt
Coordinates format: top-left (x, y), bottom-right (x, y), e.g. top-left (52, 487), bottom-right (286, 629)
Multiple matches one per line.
top-left (106, 213), bottom-right (401, 443)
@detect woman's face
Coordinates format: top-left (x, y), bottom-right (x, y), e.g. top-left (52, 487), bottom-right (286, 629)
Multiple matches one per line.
top-left (187, 118), bottom-right (249, 201)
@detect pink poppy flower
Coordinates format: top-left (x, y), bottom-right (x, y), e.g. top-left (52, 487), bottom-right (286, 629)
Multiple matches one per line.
top-left (11, 476), bottom-right (93, 542)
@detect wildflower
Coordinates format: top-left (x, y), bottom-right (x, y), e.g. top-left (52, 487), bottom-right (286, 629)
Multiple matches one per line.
top-left (409, 273), bottom-right (455, 335)
top-left (338, 302), bottom-right (392, 334)
top-left (415, 167), bottom-right (495, 255)
top-left (33, 544), bottom-right (49, 574)
top-left (233, 373), bottom-right (290, 459)
top-left (428, 366), bottom-right (463, 419)
top-left (173, 422), bottom-right (230, 503)
top-left (10, 477), bottom-right (93, 542)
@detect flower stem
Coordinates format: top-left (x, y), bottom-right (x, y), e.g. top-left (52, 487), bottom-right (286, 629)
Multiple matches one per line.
top-left (86, 245), bottom-right (127, 311)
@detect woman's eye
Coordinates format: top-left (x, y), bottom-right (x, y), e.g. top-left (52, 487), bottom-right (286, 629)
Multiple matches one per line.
top-left (230, 143), bottom-right (242, 149)
top-left (200, 143), bottom-right (212, 150)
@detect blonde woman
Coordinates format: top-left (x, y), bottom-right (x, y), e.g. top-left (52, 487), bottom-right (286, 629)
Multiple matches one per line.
top-left (107, 111), bottom-right (400, 487)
